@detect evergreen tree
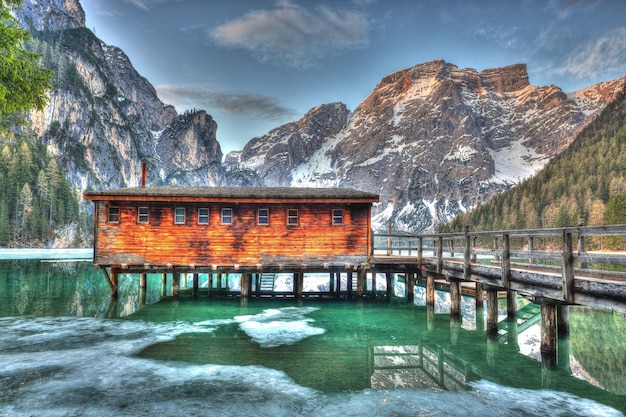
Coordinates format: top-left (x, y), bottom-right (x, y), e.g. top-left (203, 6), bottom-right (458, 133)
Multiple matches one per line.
top-left (0, 0), bottom-right (53, 132)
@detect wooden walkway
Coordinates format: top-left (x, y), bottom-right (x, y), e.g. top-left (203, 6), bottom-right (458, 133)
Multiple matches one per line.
top-left (371, 225), bottom-right (626, 314)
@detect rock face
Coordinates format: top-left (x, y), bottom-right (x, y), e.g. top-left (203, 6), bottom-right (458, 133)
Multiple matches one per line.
top-left (17, 1), bottom-right (626, 233)
top-left (233, 60), bottom-right (626, 232)
top-left (19, 0), bottom-right (223, 192)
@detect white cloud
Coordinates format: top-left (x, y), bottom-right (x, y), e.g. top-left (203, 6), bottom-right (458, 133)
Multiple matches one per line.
top-left (123, 0), bottom-right (179, 12)
top-left (559, 27), bottom-right (626, 79)
top-left (209, 1), bottom-right (370, 68)
top-left (156, 84), bottom-right (298, 121)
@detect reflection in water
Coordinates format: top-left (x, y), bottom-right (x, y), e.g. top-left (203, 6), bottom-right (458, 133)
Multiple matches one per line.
top-left (0, 259), bottom-right (625, 416)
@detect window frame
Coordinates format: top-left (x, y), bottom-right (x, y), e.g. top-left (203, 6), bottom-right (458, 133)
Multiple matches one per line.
top-left (137, 206), bottom-right (149, 223)
top-left (174, 207), bottom-right (186, 224)
top-left (198, 207), bottom-right (210, 224)
top-left (332, 208), bottom-right (344, 225)
top-left (257, 208), bottom-right (269, 226)
top-left (108, 206), bottom-right (119, 223)
top-left (287, 208), bottom-right (299, 226)
top-left (221, 207), bottom-right (233, 225)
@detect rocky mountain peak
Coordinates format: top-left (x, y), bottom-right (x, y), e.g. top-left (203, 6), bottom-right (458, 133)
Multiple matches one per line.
top-left (17, 0), bottom-right (85, 31)
top-left (480, 63), bottom-right (530, 93)
top-left (153, 110), bottom-right (223, 186)
top-left (234, 60), bottom-right (625, 232)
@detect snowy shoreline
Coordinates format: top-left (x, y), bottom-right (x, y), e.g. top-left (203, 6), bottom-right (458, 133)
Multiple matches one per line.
top-left (0, 248), bottom-right (93, 260)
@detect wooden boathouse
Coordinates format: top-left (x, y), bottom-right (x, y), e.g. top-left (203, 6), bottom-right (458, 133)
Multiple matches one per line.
top-left (83, 186), bottom-right (379, 298)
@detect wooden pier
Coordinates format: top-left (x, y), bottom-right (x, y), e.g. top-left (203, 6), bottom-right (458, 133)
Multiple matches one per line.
top-left (370, 225), bottom-right (626, 367)
top-left (84, 185), bottom-right (626, 369)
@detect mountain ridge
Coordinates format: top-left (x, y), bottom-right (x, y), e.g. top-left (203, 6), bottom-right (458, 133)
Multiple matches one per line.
top-left (15, 0), bottom-right (626, 236)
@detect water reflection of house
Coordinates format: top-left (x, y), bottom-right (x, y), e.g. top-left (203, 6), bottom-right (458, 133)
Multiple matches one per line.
top-left (371, 343), bottom-right (477, 391)
top-left (83, 186), bottom-right (379, 276)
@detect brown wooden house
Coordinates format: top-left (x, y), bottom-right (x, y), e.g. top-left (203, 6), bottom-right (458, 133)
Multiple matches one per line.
top-left (84, 186), bottom-right (379, 274)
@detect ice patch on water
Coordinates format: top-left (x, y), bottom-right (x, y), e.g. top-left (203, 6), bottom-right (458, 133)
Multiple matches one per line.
top-left (234, 306), bottom-right (325, 348)
top-left (0, 317), bottom-right (622, 417)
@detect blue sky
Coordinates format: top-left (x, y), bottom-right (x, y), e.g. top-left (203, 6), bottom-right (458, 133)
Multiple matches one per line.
top-left (81, 0), bottom-right (626, 154)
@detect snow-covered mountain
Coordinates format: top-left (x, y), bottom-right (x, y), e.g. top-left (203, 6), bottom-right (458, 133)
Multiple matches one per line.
top-left (16, 1), bottom-right (626, 233)
top-left (227, 60), bottom-right (625, 232)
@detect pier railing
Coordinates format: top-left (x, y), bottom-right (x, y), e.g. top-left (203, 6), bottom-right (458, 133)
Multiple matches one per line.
top-left (372, 225), bottom-right (626, 312)
top-left (373, 224), bottom-right (626, 269)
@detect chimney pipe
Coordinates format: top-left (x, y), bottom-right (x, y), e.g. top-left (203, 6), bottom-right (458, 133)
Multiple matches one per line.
top-left (140, 162), bottom-right (147, 188)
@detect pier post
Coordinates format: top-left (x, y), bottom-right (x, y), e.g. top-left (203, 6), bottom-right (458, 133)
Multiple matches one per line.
top-left (475, 281), bottom-right (483, 308)
top-left (357, 268), bottom-right (365, 298)
top-left (241, 273), bottom-right (251, 299)
top-left (161, 273), bottom-right (167, 297)
top-left (139, 273), bottom-right (147, 306)
top-left (540, 303), bottom-right (557, 369)
top-left (426, 274), bottom-right (435, 307)
top-left (110, 268), bottom-right (119, 299)
top-left (172, 272), bottom-right (180, 299)
top-left (386, 273), bottom-right (393, 300)
top-left (407, 272), bottom-right (415, 303)
top-left (506, 290), bottom-right (517, 320)
top-left (207, 273), bottom-right (213, 298)
top-left (371, 272), bottom-right (377, 298)
top-left (449, 279), bottom-right (461, 320)
top-left (347, 272), bottom-right (353, 299)
top-left (295, 272), bottom-right (303, 300)
top-left (486, 288), bottom-right (499, 336)
top-left (192, 273), bottom-right (199, 299)
top-left (557, 305), bottom-right (569, 338)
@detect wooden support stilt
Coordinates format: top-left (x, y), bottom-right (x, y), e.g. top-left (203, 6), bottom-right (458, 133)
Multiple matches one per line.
top-left (138, 273), bottom-right (145, 304)
top-left (295, 272), bottom-right (303, 300)
top-left (172, 272), bottom-right (180, 299)
top-left (241, 273), bottom-right (250, 299)
top-left (335, 272), bottom-right (341, 298)
top-left (385, 273), bottom-right (393, 300)
top-left (561, 230), bottom-right (575, 303)
top-left (426, 304), bottom-right (435, 331)
top-left (557, 334), bottom-right (571, 374)
top-left (192, 273), bottom-right (199, 299)
top-left (357, 268), bottom-right (366, 298)
top-left (347, 272), bottom-right (354, 299)
top-left (450, 279), bottom-right (461, 320)
top-left (110, 268), bottom-right (119, 299)
top-left (207, 273), bottom-right (213, 298)
top-left (557, 305), bottom-right (570, 338)
top-left (507, 290), bottom-right (517, 320)
top-left (476, 306), bottom-right (485, 332)
top-left (371, 272), bottom-right (377, 298)
top-left (161, 273), bottom-right (167, 297)
top-left (329, 272), bottom-right (335, 295)
top-left (407, 272), bottom-right (415, 303)
top-left (540, 303), bottom-right (557, 369)
top-left (486, 289), bottom-right (498, 335)
top-left (475, 281), bottom-right (483, 308)
top-left (426, 275), bottom-right (435, 307)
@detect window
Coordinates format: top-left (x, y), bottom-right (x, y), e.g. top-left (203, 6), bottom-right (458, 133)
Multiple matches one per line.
top-left (174, 207), bottom-right (186, 224)
top-left (222, 208), bottom-right (233, 225)
top-left (287, 209), bottom-right (299, 225)
top-left (198, 207), bottom-right (209, 224)
top-left (258, 208), bottom-right (269, 225)
top-left (138, 207), bottom-right (149, 223)
top-left (108, 207), bottom-right (119, 223)
top-left (332, 208), bottom-right (344, 225)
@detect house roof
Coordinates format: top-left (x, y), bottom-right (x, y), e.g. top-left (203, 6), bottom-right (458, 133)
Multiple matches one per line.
top-left (83, 186), bottom-right (380, 204)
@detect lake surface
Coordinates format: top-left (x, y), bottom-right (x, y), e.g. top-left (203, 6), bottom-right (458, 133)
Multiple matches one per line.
top-left (0, 255), bottom-right (625, 416)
